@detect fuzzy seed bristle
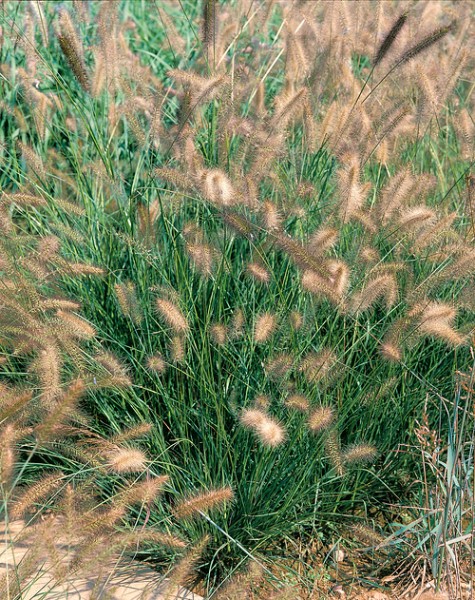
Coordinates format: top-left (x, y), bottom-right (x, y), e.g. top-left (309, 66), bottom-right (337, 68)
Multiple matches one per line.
top-left (106, 448), bottom-right (148, 473)
top-left (230, 308), bottom-right (245, 338)
top-left (254, 312), bottom-right (277, 343)
top-left (119, 475), bottom-right (169, 506)
top-left (337, 157), bottom-right (370, 222)
top-left (327, 260), bottom-right (350, 297)
top-left (201, 169), bottom-right (235, 206)
top-left (253, 394), bottom-right (270, 410)
top-left (114, 281), bottom-right (143, 324)
top-left (95, 351), bottom-right (132, 387)
top-left (285, 394), bottom-right (309, 412)
top-left (146, 353), bottom-right (167, 374)
top-left (10, 472), bottom-right (64, 519)
top-left (64, 262), bottom-right (105, 276)
top-left (4, 193), bottom-right (47, 208)
top-left (380, 341), bottom-right (402, 362)
top-left (308, 227), bottom-right (339, 256)
top-left (186, 241), bottom-right (214, 276)
top-left (240, 408), bottom-right (286, 447)
top-left (35, 345), bottom-right (62, 405)
top-left (164, 536), bottom-right (209, 600)
top-left (262, 201), bottom-right (282, 231)
top-left (301, 269), bottom-right (340, 304)
top-left (418, 301), bottom-right (465, 346)
top-left (308, 406), bottom-right (335, 432)
top-left (398, 206), bottom-right (436, 232)
top-left (210, 323), bottom-right (227, 345)
top-left (173, 487), bottom-right (234, 520)
top-left (343, 444), bottom-right (377, 464)
top-left (351, 274), bottom-right (398, 313)
top-left (265, 353), bottom-right (293, 381)
top-left (374, 12), bottom-right (408, 66)
top-left (300, 349), bottom-right (337, 384)
top-left (41, 298), bottom-right (81, 311)
top-left (0, 424), bottom-right (17, 486)
top-left (56, 310), bottom-right (96, 339)
top-left (350, 523), bottom-right (385, 548)
top-left (112, 423), bottom-right (153, 444)
top-left (124, 529), bottom-right (186, 549)
top-left (289, 311), bottom-right (303, 330)
top-left (246, 262), bottom-right (271, 284)
top-left (156, 297), bottom-right (189, 334)
top-left (325, 429), bottom-right (344, 476)
top-left (34, 378), bottom-right (86, 442)
top-left (396, 22), bottom-right (456, 68)
top-left (56, 8), bottom-right (90, 91)
top-left (170, 335), bottom-right (186, 363)
top-left (359, 247), bottom-right (379, 264)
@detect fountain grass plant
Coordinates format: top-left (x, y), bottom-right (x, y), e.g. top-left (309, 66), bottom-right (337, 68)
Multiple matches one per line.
top-left (0, 0), bottom-right (474, 596)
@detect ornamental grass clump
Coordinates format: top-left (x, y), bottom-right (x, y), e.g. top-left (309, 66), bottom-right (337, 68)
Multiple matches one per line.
top-left (0, 215), bottom-right (214, 597)
top-left (1, 0), bottom-right (475, 595)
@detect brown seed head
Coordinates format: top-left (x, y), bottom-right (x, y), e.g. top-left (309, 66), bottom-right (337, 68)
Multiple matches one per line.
top-left (230, 308), bottom-right (245, 339)
top-left (289, 311), bottom-right (303, 330)
top-left (262, 201), bottom-right (282, 231)
top-left (119, 475), bottom-right (169, 506)
top-left (285, 394), bottom-right (310, 412)
top-left (173, 487), bottom-right (234, 520)
top-left (201, 169), bottom-right (235, 206)
top-left (343, 444), bottom-right (377, 464)
top-left (156, 297), bottom-right (189, 333)
top-left (57, 310), bottom-right (96, 339)
top-left (106, 448), bottom-right (147, 473)
top-left (254, 312), bottom-right (277, 343)
top-left (246, 262), bottom-right (271, 284)
top-left (186, 242), bottom-right (214, 276)
top-left (170, 335), bottom-right (186, 363)
top-left (308, 406), bottom-right (335, 432)
top-left (240, 409), bottom-right (285, 447)
top-left (253, 395), bottom-right (270, 410)
top-left (380, 342), bottom-right (402, 362)
top-left (265, 354), bottom-right (293, 380)
top-left (211, 323), bottom-right (227, 345)
top-left (147, 354), bottom-right (167, 374)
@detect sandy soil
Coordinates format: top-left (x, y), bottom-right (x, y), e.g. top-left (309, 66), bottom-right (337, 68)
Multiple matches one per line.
top-left (0, 520), bottom-right (203, 599)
